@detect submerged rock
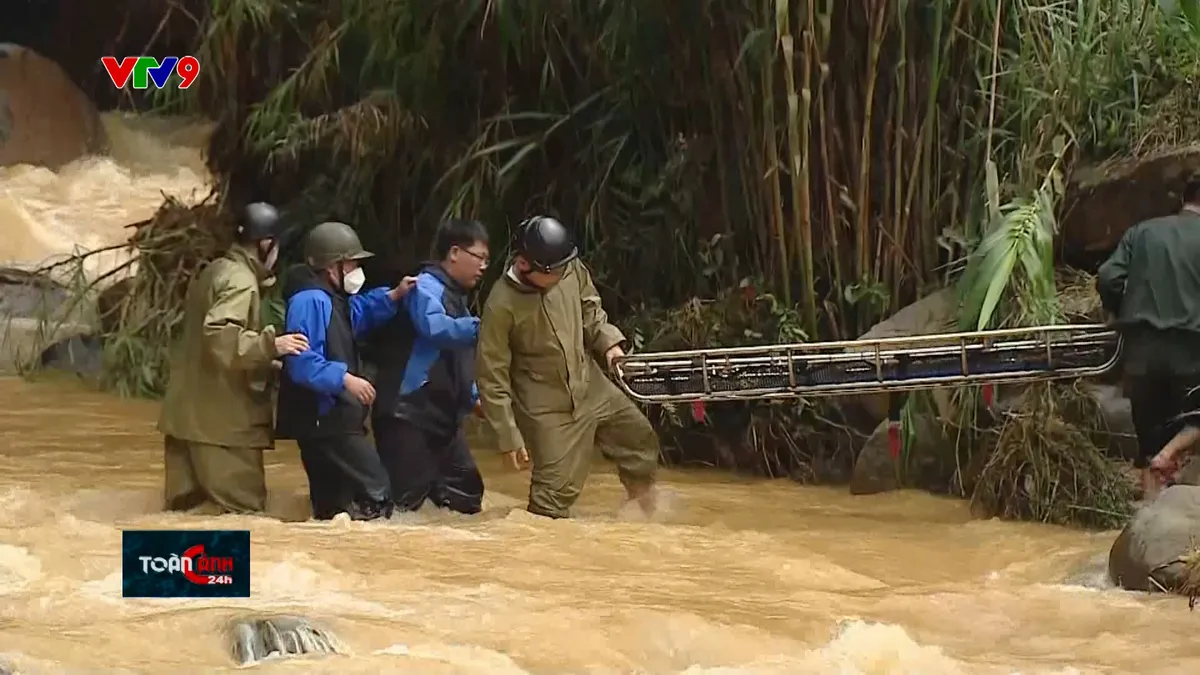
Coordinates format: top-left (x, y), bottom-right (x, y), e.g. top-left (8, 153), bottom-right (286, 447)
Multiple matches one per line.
top-left (38, 333), bottom-right (102, 378)
top-left (1108, 485), bottom-right (1200, 593)
top-left (1063, 552), bottom-right (1113, 590)
top-left (850, 412), bottom-right (954, 496)
top-left (228, 615), bottom-right (343, 665)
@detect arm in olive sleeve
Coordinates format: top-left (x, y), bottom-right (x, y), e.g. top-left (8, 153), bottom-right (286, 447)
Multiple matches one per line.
top-left (577, 262), bottom-right (625, 359)
top-left (475, 299), bottom-right (525, 453)
top-left (202, 276), bottom-right (277, 371)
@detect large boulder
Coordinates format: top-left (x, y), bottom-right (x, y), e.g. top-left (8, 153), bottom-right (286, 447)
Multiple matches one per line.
top-left (0, 43), bottom-right (106, 169)
top-left (849, 410), bottom-right (955, 496)
top-left (847, 289), bottom-right (959, 427)
top-left (1108, 485), bottom-right (1200, 593)
top-left (1060, 146), bottom-right (1200, 259)
top-left (0, 267), bottom-right (95, 373)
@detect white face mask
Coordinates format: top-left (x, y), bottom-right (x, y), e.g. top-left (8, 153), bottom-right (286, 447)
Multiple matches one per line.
top-left (342, 266), bottom-right (366, 295)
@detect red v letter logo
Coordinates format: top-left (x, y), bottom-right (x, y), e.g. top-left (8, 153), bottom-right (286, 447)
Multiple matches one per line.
top-left (100, 56), bottom-right (138, 89)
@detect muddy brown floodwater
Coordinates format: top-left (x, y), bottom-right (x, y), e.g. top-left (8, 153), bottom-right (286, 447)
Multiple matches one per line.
top-left (0, 377), bottom-right (1196, 674)
top-left (1, 114), bottom-right (1199, 674)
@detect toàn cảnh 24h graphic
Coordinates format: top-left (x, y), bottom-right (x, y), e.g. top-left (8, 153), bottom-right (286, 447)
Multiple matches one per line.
top-left (122, 529), bottom-right (250, 598)
top-left (100, 56), bottom-right (200, 90)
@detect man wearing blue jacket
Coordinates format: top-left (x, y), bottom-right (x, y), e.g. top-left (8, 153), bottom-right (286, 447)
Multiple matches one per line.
top-left (275, 221), bottom-right (416, 521)
top-left (368, 219), bottom-right (488, 514)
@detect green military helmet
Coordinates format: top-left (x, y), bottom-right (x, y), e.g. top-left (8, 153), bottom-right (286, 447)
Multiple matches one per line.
top-left (304, 221), bottom-right (375, 268)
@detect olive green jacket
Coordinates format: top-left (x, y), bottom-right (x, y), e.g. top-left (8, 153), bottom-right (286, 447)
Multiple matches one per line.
top-left (475, 260), bottom-right (625, 452)
top-left (157, 244), bottom-right (278, 448)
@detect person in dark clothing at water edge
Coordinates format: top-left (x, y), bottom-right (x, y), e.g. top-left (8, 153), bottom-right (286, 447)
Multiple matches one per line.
top-left (1097, 176), bottom-right (1200, 496)
top-left (275, 221), bottom-right (416, 521)
top-left (368, 219), bottom-right (489, 514)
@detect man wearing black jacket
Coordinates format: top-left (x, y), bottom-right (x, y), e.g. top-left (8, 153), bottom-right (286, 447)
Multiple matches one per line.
top-left (369, 219), bottom-right (489, 514)
top-left (1097, 176), bottom-right (1200, 494)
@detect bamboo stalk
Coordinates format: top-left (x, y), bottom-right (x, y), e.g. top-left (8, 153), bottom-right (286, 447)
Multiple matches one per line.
top-left (811, 0), bottom-right (841, 337)
top-left (778, 0), bottom-right (817, 337)
top-left (762, 1), bottom-right (790, 303)
top-left (854, 0), bottom-right (888, 330)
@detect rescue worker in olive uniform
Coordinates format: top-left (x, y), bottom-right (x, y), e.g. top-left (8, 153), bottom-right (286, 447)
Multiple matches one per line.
top-left (275, 221), bottom-right (416, 521)
top-left (158, 202), bottom-right (310, 515)
top-left (475, 216), bottom-right (661, 518)
top-left (369, 219), bottom-right (489, 514)
top-left (1099, 176), bottom-right (1200, 494)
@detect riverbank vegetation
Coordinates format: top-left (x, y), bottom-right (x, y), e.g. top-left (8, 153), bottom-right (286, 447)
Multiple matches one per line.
top-left (31, 0), bottom-right (1200, 528)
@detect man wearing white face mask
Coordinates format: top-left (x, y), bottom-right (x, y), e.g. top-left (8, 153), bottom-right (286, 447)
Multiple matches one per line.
top-left (275, 221), bottom-right (417, 521)
top-left (159, 202), bottom-right (310, 516)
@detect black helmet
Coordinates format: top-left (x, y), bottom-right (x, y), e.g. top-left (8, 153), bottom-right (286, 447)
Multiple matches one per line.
top-left (236, 202), bottom-right (284, 242)
top-left (304, 221), bottom-right (374, 268)
top-left (514, 216), bottom-right (577, 271)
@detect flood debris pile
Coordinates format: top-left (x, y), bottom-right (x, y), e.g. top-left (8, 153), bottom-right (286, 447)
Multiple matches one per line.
top-left (971, 383), bottom-right (1137, 529)
top-left (33, 192), bottom-right (231, 397)
top-left (962, 269), bottom-right (1136, 530)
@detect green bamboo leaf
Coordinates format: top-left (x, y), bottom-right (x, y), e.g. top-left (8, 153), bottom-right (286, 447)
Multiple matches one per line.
top-left (977, 243), bottom-right (1018, 330)
top-left (960, 241), bottom-right (1009, 329)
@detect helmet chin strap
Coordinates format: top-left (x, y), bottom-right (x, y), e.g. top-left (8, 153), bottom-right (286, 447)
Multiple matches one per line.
top-left (260, 240), bottom-right (279, 271)
top-left (515, 265), bottom-right (545, 291)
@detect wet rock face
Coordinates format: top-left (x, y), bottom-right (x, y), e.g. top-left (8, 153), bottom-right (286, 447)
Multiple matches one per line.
top-left (228, 615), bottom-right (343, 666)
top-left (1108, 485), bottom-right (1200, 593)
top-left (1060, 147), bottom-right (1200, 261)
top-left (0, 43), bottom-right (106, 168)
top-left (0, 268), bottom-right (71, 318)
top-left (0, 267), bottom-right (96, 374)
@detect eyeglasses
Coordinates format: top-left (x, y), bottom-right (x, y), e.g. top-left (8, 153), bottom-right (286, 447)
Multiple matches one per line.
top-left (459, 247), bottom-right (490, 266)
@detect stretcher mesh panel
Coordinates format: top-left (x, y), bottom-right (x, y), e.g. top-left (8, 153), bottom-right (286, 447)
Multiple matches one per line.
top-left (621, 339), bottom-right (1117, 399)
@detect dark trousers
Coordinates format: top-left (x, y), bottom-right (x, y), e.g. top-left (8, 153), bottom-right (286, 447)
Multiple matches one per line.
top-left (374, 416), bottom-right (484, 515)
top-left (296, 434), bottom-right (393, 521)
top-left (1126, 372), bottom-right (1200, 468)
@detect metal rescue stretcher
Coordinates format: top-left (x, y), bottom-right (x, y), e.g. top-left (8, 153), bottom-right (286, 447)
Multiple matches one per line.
top-left (611, 324), bottom-right (1123, 456)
